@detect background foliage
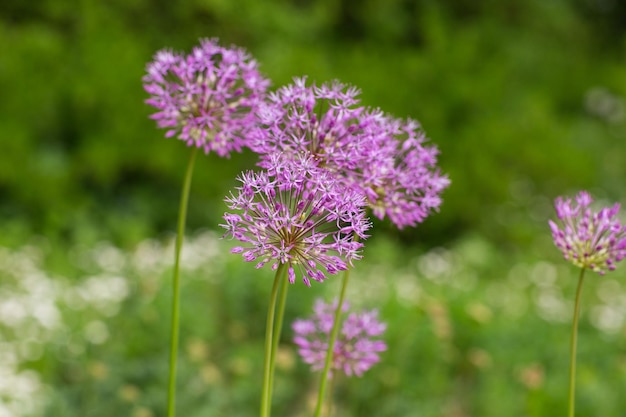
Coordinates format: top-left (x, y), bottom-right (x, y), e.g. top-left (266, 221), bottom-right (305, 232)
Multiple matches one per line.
top-left (1, 0), bottom-right (626, 416)
top-left (1, 0), bottom-right (625, 247)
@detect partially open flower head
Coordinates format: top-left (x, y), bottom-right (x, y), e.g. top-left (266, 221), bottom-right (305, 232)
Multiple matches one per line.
top-left (143, 38), bottom-right (270, 156)
top-left (292, 299), bottom-right (386, 377)
top-left (550, 191), bottom-right (626, 274)
top-left (352, 115), bottom-right (450, 229)
top-left (221, 154), bottom-right (370, 286)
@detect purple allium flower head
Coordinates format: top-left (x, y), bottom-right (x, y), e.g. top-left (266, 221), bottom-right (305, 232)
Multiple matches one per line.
top-left (292, 299), bottom-right (386, 377)
top-left (352, 115), bottom-right (451, 229)
top-left (250, 77), bottom-right (449, 229)
top-left (221, 154), bottom-right (371, 286)
top-left (549, 191), bottom-right (626, 274)
top-left (250, 77), bottom-right (382, 173)
top-left (143, 38), bottom-right (270, 156)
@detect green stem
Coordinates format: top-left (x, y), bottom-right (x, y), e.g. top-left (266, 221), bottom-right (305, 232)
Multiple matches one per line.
top-left (326, 373), bottom-right (336, 417)
top-left (314, 267), bottom-right (352, 417)
top-left (568, 267), bottom-right (586, 417)
top-left (167, 147), bottom-right (198, 417)
top-left (567, 268), bottom-right (585, 417)
top-left (269, 267), bottom-right (289, 402)
top-left (261, 264), bottom-right (287, 417)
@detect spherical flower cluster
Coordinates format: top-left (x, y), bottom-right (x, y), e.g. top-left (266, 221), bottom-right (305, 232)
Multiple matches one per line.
top-left (351, 115), bottom-right (451, 229)
top-left (292, 299), bottom-right (386, 377)
top-left (221, 154), bottom-right (370, 286)
top-left (550, 191), bottom-right (626, 274)
top-left (250, 77), bottom-right (383, 173)
top-left (250, 77), bottom-right (449, 229)
top-left (143, 38), bottom-right (270, 156)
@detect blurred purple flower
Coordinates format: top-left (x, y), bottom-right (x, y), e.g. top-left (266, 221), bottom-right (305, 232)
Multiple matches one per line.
top-left (550, 191), bottom-right (626, 274)
top-left (351, 115), bottom-right (450, 229)
top-left (250, 77), bottom-right (449, 229)
top-left (221, 154), bottom-right (370, 286)
top-left (292, 299), bottom-right (386, 377)
top-left (143, 38), bottom-right (270, 156)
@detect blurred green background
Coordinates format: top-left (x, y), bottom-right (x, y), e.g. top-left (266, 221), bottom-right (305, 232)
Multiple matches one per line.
top-left (1, 0), bottom-right (626, 416)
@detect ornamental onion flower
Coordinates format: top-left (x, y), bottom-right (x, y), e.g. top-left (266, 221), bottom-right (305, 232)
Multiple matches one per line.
top-left (351, 115), bottom-right (451, 229)
top-left (292, 299), bottom-right (386, 377)
top-left (549, 191), bottom-right (626, 274)
top-left (250, 77), bottom-right (449, 229)
top-left (143, 38), bottom-right (270, 156)
top-left (250, 77), bottom-right (383, 174)
top-left (221, 154), bottom-right (370, 286)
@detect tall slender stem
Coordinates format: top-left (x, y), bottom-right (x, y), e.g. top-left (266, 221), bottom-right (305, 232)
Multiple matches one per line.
top-left (314, 267), bottom-right (352, 417)
top-left (167, 147), bottom-right (198, 417)
top-left (269, 268), bottom-right (289, 402)
top-left (568, 267), bottom-right (586, 417)
top-left (326, 373), bottom-right (336, 417)
top-left (261, 264), bottom-right (287, 417)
